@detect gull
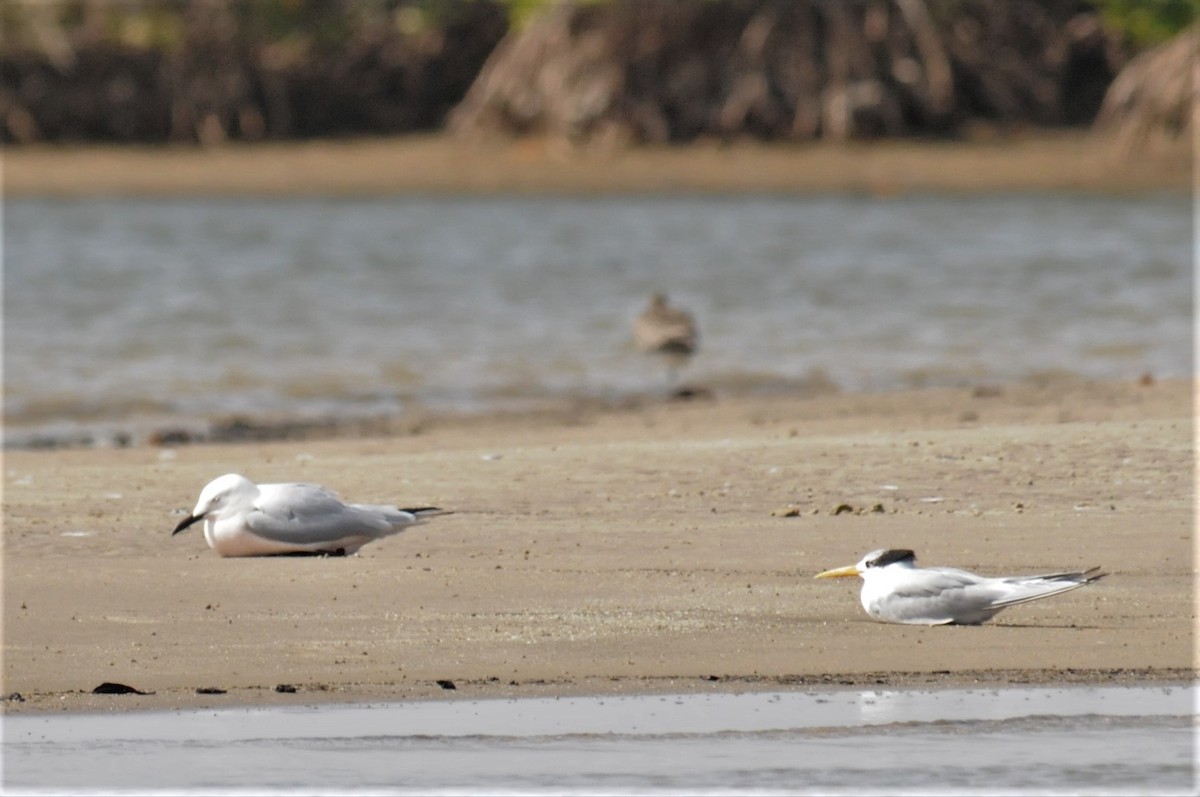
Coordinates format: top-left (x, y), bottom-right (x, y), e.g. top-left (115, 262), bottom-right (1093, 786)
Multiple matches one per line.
top-left (172, 473), bottom-right (444, 557)
top-left (814, 548), bottom-right (1105, 625)
top-left (633, 292), bottom-right (698, 382)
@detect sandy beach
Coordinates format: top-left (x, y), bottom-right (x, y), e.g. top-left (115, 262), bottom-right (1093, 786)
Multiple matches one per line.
top-left (2, 377), bottom-right (1193, 714)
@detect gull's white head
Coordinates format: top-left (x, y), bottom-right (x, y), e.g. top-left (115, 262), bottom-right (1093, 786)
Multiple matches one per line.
top-left (815, 548), bottom-right (917, 580)
top-left (173, 473), bottom-right (257, 536)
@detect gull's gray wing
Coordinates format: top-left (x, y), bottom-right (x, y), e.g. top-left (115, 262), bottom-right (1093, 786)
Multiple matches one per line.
top-left (243, 482), bottom-right (405, 545)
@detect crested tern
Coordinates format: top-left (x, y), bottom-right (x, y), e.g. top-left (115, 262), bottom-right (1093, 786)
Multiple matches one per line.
top-left (815, 548), bottom-right (1105, 625)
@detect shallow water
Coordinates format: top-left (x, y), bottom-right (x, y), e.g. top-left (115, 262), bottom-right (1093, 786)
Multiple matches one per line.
top-left (3, 193), bottom-right (1192, 445)
top-left (3, 685), bottom-right (1194, 793)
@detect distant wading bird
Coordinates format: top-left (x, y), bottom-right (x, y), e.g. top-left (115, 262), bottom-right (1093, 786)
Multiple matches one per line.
top-left (815, 548), bottom-right (1105, 625)
top-left (173, 473), bottom-right (444, 557)
top-left (633, 292), bottom-right (698, 383)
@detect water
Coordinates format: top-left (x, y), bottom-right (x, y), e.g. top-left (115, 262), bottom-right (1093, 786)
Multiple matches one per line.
top-left (3, 685), bottom-right (1194, 793)
top-left (3, 193), bottom-right (1191, 446)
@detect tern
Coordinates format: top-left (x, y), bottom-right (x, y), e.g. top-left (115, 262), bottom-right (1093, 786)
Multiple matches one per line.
top-left (173, 473), bottom-right (444, 557)
top-left (815, 548), bottom-right (1105, 625)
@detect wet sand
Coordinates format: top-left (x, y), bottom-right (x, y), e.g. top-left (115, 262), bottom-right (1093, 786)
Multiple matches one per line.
top-left (2, 378), bottom-right (1193, 714)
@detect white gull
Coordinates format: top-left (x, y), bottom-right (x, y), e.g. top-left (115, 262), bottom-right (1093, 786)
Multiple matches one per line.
top-left (173, 473), bottom-right (444, 557)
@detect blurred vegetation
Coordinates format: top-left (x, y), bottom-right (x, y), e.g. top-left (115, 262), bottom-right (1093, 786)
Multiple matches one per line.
top-left (1094, 0), bottom-right (1196, 45)
top-left (451, 0), bottom-right (1132, 143)
top-left (1, 0), bottom-right (511, 50)
top-left (0, 0), bottom-right (1186, 146)
top-left (1, 0), bottom-right (509, 143)
top-left (5, 0), bottom-right (1193, 48)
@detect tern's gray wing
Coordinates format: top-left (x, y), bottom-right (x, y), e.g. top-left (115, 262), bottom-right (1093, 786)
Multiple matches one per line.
top-left (879, 566), bottom-right (1103, 624)
top-left (985, 567), bottom-right (1106, 609)
top-left (243, 482), bottom-right (401, 545)
top-left (873, 567), bottom-right (1009, 625)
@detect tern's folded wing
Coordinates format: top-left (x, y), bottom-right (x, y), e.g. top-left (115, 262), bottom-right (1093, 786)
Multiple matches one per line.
top-left (985, 568), bottom-right (1105, 609)
top-left (874, 568), bottom-right (1008, 624)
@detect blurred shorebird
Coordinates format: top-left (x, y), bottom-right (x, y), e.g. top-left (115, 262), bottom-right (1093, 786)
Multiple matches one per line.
top-left (633, 292), bottom-right (698, 384)
top-left (815, 548), bottom-right (1105, 625)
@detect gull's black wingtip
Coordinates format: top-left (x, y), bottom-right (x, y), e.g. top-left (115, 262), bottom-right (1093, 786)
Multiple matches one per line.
top-left (402, 506), bottom-right (451, 518)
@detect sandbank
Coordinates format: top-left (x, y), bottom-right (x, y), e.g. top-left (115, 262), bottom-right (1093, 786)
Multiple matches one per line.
top-left (2, 378), bottom-right (1193, 713)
